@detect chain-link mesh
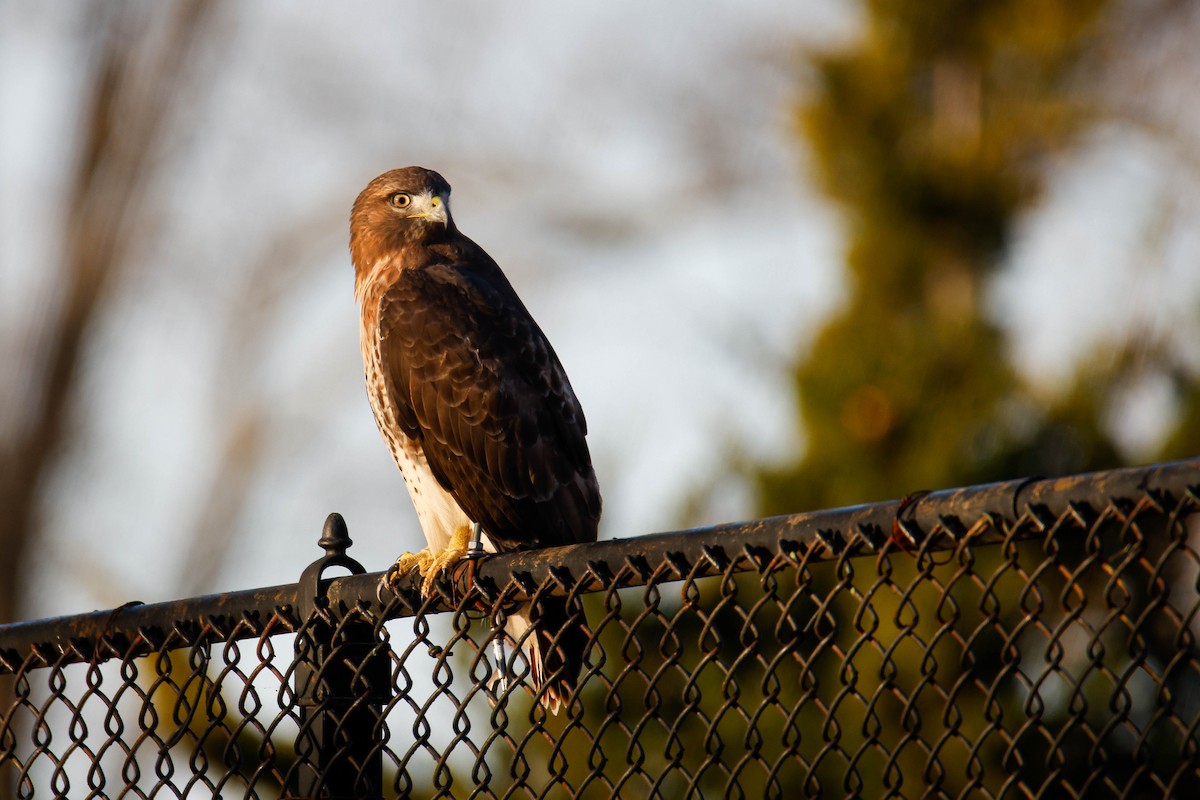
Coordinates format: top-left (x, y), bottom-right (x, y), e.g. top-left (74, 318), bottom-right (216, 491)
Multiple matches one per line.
top-left (1, 461), bottom-right (1198, 799)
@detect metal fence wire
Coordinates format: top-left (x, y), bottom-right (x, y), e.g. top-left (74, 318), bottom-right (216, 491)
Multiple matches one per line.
top-left (1, 460), bottom-right (1198, 799)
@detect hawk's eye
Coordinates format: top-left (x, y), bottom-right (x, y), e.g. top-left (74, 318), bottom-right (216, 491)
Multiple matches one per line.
top-left (390, 193), bottom-right (412, 209)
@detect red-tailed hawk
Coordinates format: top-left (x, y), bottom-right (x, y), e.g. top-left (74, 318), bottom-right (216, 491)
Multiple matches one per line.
top-left (350, 166), bottom-right (601, 712)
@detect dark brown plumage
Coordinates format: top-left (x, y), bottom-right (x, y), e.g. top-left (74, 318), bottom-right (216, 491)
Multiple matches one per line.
top-left (351, 166), bottom-right (600, 711)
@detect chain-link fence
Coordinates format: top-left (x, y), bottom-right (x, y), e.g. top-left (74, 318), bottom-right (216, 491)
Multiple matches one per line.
top-left (1, 460), bottom-right (1197, 799)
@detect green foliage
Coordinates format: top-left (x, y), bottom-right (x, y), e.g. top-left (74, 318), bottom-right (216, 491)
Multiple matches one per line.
top-left (758, 0), bottom-right (1134, 515)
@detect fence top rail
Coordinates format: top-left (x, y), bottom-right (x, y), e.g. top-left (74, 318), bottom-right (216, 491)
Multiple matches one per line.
top-left (2, 457), bottom-right (1196, 674)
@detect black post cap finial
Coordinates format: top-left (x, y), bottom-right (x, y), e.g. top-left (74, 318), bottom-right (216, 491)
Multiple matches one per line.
top-left (318, 512), bottom-right (352, 555)
top-left (298, 512), bottom-right (367, 621)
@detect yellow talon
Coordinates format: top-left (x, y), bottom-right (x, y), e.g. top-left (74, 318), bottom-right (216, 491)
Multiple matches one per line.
top-left (382, 548), bottom-right (430, 595)
top-left (393, 548), bottom-right (430, 575)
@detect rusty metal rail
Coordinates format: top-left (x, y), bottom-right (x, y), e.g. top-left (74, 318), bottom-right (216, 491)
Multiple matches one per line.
top-left (1, 459), bottom-right (1198, 798)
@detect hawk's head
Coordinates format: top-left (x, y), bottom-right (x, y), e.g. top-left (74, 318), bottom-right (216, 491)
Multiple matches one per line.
top-left (350, 166), bottom-right (455, 281)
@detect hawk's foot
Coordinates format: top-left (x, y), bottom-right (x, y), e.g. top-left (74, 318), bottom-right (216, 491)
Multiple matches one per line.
top-left (381, 526), bottom-right (475, 597)
top-left (415, 525), bottom-right (474, 594)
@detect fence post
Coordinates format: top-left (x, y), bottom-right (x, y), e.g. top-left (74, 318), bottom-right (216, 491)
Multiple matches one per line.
top-left (289, 514), bottom-right (391, 800)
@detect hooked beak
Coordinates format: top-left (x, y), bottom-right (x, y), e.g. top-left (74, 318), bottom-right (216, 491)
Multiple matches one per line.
top-left (408, 192), bottom-right (449, 226)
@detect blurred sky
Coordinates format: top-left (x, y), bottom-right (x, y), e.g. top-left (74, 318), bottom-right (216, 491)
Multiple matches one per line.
top-left (3, 1), bottom-right (1199, 618)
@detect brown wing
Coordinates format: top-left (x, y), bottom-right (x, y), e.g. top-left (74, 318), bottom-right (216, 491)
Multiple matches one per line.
top-left (377, 256), bottom-right (600, 548)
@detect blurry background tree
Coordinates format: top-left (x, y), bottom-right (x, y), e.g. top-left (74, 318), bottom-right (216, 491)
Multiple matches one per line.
top-left (756, 0), bottom-right (1200, 514)
top-left (0, 1), bottom-right (218, 626)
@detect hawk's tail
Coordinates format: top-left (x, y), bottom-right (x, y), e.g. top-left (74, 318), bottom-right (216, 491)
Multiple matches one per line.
top-left (493, 595), bottom-right (589, 714)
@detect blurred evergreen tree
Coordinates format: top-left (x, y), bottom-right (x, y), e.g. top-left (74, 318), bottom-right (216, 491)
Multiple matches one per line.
top-left (755, 0), bottom-right (1152, 514)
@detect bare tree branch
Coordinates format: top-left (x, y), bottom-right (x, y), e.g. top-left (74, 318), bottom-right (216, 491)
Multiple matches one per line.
top-left (0, 0), bottom-right (216, 624)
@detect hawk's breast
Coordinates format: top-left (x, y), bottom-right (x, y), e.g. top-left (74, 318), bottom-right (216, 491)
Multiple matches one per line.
top-left (360, 273), bottom-right (472, 552)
